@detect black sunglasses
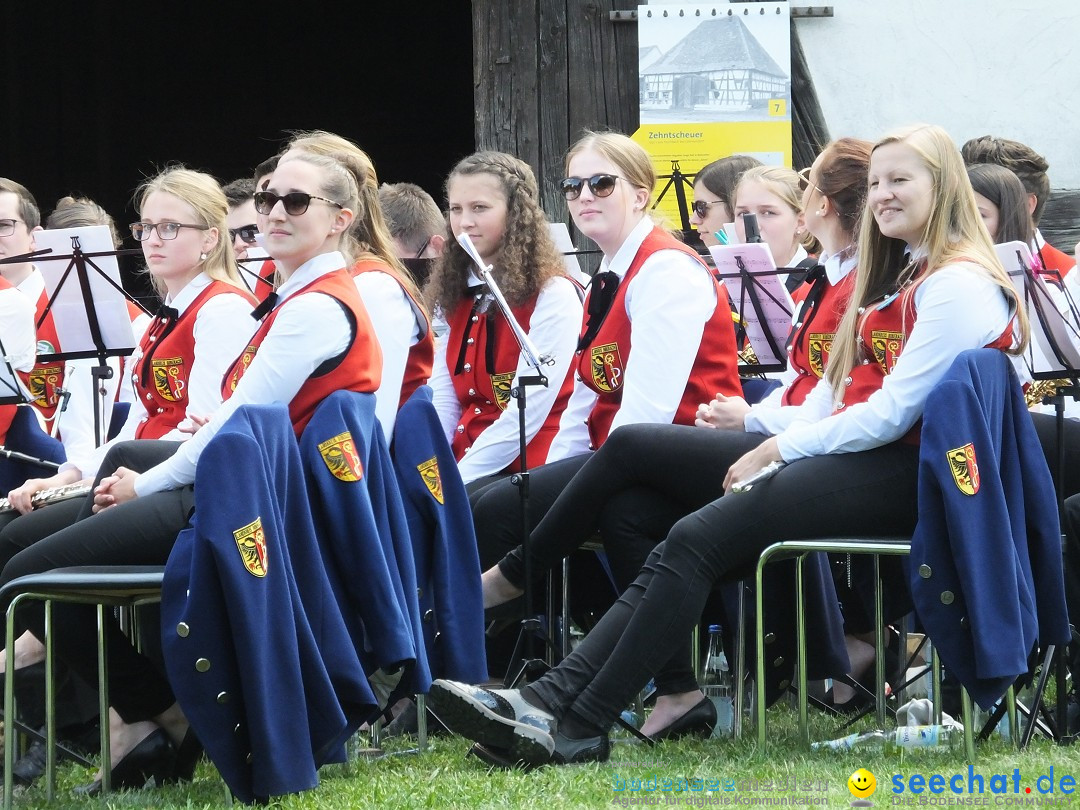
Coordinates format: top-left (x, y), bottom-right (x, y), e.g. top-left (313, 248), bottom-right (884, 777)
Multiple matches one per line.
top-left (559, 174), bottom-right (622, 201)
top-left (691, 200), bottom-right (727, 219)
top-left (229, 224), bottom-right (259, 244)
top-left (253, 190), bottom-right (344, 216)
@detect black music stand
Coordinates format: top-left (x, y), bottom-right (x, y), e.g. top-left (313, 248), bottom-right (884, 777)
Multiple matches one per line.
top-left (651, 160), bottom-right (696, 235)
top-left (23, 228), bottom-right (146, 447)
top-left (455, 234), bottom-right (559, 687)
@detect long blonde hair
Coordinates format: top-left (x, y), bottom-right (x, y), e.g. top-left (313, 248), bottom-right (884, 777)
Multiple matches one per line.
top-left (825, 124), bottom-right (1029, 401)
top-left (135, 167), bottom-right (243, 294)
top-left (285, 131), bottom-right (424, 310)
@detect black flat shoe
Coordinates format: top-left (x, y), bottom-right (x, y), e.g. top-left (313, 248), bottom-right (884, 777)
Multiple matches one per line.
top-left (74, 728), bottom-right (176, 796)
top-left (648, 697), bottom-right (717, 741)
top-left (170, 727), bottom-right (202, 782)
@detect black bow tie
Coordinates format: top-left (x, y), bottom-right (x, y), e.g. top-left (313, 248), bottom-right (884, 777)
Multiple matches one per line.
top-left (251, 292), bottom-right (279, 320)
top-left (577, 271), bottom-right (620, 351)
top-left (155, 304), bottom-right (179, 322)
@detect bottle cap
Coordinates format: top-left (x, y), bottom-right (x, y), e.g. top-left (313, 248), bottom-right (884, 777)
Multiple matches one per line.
top-left (708, 624), bottom-right (722, 633)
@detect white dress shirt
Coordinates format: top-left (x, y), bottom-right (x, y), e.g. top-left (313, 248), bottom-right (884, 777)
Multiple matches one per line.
top-left (0, 282), bottom-right (36, 374)
top-left (69, 274), bottom-right (257, 480)
top-left (771, 263), bottom-right (1012, 460)
top-left (117, 310), bottom-right (152, 405)
top-left (136, 252), bottom-right (353, 495)
top-left (354, 270), bottom-right (425, 441)
top-left (745, 252), bottom-right (858, 436)
top-left (429, 275), bottom-right (582, 484)
top-left (546, 216), bottom-right (717, 462)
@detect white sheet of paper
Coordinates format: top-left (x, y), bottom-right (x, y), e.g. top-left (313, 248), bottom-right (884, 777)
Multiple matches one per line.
top-left (32, 226), bottom-right (135, 358)
top-left (997, 240), bottom-right (1080, 374)
top-left (709, 242), bottom-right (793, 368)
top-left (548, 223), bottom-right (590, 285)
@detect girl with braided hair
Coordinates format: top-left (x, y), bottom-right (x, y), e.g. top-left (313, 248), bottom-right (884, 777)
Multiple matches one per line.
top-left (425, 151), bottom-right (583, 488)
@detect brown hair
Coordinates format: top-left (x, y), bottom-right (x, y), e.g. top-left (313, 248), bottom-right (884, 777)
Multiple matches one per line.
top-left (814, 138), bottom-right (874, 236)
top-left (966, 163), bottom-right (1035, 246)
top-left (695, 155), bottom-right (762, 214)
top-left (961, 135), bottom-right (1051, 225)
top-left (46, 196), bottom-right (121, 248)
top-left (0, 178), bottom-right (40, 228)
top-left (378, 182), bottom-right (444, 256)
top-left (424, 151), bottom-right (565, 313)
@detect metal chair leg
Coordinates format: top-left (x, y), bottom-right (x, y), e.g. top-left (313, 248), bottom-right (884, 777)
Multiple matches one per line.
top-left (4, 598), bottom-right (23, 810)
top-left (733, 584), bottom-right (746, 739)
top-left (755, 554), bottom-right (768, 746)
top-left (795, 554), bottom-right (808, 746)
top-left (44, 600), bottom-right (56, 801)
top-left (873, 554), bottom-right (886, 727)
top-left (98, 603), bottom-right (111, 795)
top-left (1006, 687), bottom-right (1019, 749)
top-left (416, 694), bottom-right (428, 751)
top-left (961, 688), bottom-right (976, 762)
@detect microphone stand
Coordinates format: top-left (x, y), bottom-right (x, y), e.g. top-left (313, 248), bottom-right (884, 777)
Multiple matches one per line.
top-left (455, 234), bottom-right (557, 687)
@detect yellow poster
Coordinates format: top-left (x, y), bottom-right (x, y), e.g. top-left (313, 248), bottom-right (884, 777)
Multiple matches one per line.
top-left (634, 3), bottom-right (793, 227)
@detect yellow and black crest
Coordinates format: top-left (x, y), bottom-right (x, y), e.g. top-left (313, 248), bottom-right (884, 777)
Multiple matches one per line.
top-left (490, 372), bottom-right (515, 411)
top-left (233, 517), bottom-right (268, 577)
top-left (152, 357), bottom-right (185, 402)
top-left (947, 443), bottom-right (980, 496)
top-left (871, 331), bottom-right (904, 374)
top-left (227, 344), bottom-right (259, 392)
top-left (318, 431), bottom-right (364, 482)
top-left (416, 457), bottom-right (444, 504)
top-left (590, 342), bottom-right (624, 393)
top-left (27, 365), bottom-right (63, 409)
top-left (807, 332), bottom-right (832, 378)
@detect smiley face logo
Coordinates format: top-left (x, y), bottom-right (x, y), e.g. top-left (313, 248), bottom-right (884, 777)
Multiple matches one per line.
top-left (848, 768), bottom-right (877, 799)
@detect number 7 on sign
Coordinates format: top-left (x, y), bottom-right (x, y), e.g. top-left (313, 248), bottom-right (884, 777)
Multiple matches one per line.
top-left (768, 99), bottom-right (787, 117)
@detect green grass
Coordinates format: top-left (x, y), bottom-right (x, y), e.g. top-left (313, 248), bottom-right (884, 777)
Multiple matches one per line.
top-left (10, 706), bottom-right (1080, 808)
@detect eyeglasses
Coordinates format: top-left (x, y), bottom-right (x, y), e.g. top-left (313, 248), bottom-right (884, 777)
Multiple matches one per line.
top-left (797, 166), bottom-right (822, 195)
top-left (691, 200), bottom-right (726, 219)
top-left (0, 219), bottom-right (25, 237)
top-left (413, 235), bottom-right (432, 259)
top-left (129, 222), bottom-right (209, 241)
top-left (229, 224), bottom-right (259, 244)
top-left (559, 174), bottom-right (622, 201)
top-left (253, 190), bottom-right (343, 216)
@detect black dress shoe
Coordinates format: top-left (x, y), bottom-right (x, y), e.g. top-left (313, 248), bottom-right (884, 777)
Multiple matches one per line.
top-left (648, 697), bottom-right (717, 742)
top-left (552, 730), bottom-right (610, 764)
top-left (74, 728), bottom-right (176, 796)
top-left (428, 679), bottom-right (555, 767)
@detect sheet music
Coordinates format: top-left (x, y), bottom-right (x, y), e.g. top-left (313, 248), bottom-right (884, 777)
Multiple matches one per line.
top-left (32, 226), bottom-right (135, 357)
top-left (996, 240), bottom-right (1080, 376)
top-left (709, 242), bottom-right (793, 369)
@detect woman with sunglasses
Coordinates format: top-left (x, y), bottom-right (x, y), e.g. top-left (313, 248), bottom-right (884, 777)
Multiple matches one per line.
top-left (478, 139), bottom-right (873, 735)
top-left (0, 150), bottom-right (381, 793)
top-left (424, 151), bottom-right (582, 489)
top-left (431, 124), bottom-right (1027, 767)
top-left (687, 154), bottom-right (762, 247)
top-left (472, 131), bottom-right (741, 605)
top-left (282, 131), bottom-right (432, 439)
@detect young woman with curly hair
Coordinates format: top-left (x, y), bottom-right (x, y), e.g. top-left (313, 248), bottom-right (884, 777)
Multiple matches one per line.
top-left (425, 151), bottom-right (583, 488)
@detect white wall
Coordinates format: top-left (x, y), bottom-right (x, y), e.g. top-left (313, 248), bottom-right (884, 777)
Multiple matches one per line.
top-left (795, 0), bottom-right (1080, 187)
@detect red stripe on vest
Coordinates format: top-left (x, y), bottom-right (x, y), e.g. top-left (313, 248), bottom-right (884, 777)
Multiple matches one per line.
top-left (782, 271), bottom-right (857, 406)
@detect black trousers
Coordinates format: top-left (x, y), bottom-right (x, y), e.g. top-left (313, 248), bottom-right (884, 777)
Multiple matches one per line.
top-left (527, 441), bottom-right (921, 732)
top-left (0, 440), bottom-right (192, 724)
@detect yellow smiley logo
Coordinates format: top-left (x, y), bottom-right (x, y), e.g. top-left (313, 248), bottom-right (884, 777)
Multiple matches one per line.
top-left (848, 768), bottom-right (877, 798)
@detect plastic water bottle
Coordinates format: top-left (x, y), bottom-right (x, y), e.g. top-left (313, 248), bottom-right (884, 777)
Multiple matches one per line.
top-left (702, 624), bottom-right (734, 737)
top-left (812, 725), bottom-right (961, 753)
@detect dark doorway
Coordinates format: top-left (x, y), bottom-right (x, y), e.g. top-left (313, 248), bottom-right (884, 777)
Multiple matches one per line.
top-left (1, 4), bottom-right (474, 298)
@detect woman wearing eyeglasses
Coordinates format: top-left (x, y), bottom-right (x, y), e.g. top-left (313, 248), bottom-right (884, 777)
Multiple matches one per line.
top-left (687, 154), bottom-right (762, 246)
top-left (0, 151), bottom-right (381, 793)
top-left (472, 131), bottom-right (741, 606)
top-left (282, 131), bottom-right (432, 440)
top-left (424, 151), bottom-right (582, 489)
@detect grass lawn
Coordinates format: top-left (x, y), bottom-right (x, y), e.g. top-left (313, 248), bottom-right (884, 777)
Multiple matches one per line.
top-left (11, 704), bottom-right (1080, 809)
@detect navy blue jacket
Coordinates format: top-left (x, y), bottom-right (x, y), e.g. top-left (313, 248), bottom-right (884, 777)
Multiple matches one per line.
top-left (392, 385), bottom-right (487, 682)
top-left (300, 391), bottom-right (431, 701)
top-left (912, 349), bottom-right (1070, 709)
top-left (161, 404), bottom-right (375, 803)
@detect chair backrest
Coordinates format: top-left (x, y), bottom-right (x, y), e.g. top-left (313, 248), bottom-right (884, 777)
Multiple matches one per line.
top-left (0, 406), bottom-right (66, 494)
top-left (107, 401), bottom-right (130, 442)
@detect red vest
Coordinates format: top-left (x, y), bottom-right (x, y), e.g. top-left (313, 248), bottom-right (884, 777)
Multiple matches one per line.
top-left (1035, 241), bottom-right (1075, 283)
top-left (221, 269), bottom-right (382, 435)
top-left (350, 259), bottom-right (434, 409)
top-left (0, 277), bottom-right (20, 444)
top-left (782, 270), bottom-right (857, 406)
top-left (575, 228), bottom-right (741, 448)
top-left (253, 260), bottom-right (276, 303)
top-left (839, 266), bottom-right (1013, 442)
top-left (444, 281), bottom-right (576, 471)
top-left (18, 290), bottom-right (65, 426)
top-left (133, 282), bottom-right (256, 439)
